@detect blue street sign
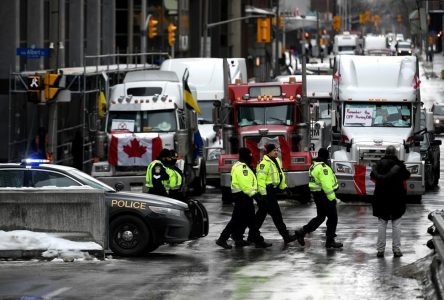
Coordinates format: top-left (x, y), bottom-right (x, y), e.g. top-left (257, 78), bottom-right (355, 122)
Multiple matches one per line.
top-left (16, 48), bottom-right (51, 59)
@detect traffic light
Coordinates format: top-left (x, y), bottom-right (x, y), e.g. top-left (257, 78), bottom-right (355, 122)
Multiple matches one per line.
top-left (304, 32), bottom-right (310, 40)
top-left (359, 13), bottom-right (366, 25)
top-left (373, 15), bottom-right (380, 27)
top-left (333, 15), bottom-right (341, 32)
top-left (167, 23), bottom-right (177, 47)
top-left (148, 17), bottom-right (158, 39)
top-left (396, 15), bottom-right (402, 23)
top-left (27, 75), bottom-right (42, 103)
top-left (43, 72), bottom-right (60, 101)
top-left (272, 15), bottom-right (284, 30)
top-left (257, 17), bottom-right (271, 43)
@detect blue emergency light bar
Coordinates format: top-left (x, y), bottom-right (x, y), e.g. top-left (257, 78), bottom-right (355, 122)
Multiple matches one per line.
top-left (21, 159), bottom-right (50, 166)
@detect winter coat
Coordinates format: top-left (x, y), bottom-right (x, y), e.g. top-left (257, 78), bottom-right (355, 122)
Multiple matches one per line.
top-left (370, 155), bottom-right (411, 220)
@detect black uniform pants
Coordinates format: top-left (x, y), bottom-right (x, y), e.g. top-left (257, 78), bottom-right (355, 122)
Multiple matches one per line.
top-left (249, 186), bottom-right (289, 240)
top-left (219, 193), bottom-right (263, 243)
top-left (302, 191), bottom-right (338, 241)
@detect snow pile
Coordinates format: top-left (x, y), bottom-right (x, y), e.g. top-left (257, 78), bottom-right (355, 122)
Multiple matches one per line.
top-left (0, 230), bottom-right (103, 261)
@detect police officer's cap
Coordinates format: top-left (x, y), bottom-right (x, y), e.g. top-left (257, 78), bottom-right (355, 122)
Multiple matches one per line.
top-left (385, 145), bottom-right (396, 156)
top-left (318, 148), bottom-right (329, 160)
top-left (239, 147), bottom-right (252, 161)
top-left (158, 148), bottom-right (171, 159)
top-left (169, 149), bottom-right (179, 159)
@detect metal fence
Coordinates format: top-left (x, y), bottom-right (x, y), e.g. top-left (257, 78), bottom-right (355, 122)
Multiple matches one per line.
top-left (427, 210), bottom-right (444, 299)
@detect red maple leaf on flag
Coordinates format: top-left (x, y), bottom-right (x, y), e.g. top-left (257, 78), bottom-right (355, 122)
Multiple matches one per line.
top-left (123, 138), bottom-right (147, 158)
top-left (412, 74), bottom-right (421, 89)
top-left (333, 71), bottom-right (341, 80)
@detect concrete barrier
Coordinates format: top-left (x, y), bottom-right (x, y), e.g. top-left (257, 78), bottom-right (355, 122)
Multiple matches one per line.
top-left (0, 189), bottom-right (108, 249)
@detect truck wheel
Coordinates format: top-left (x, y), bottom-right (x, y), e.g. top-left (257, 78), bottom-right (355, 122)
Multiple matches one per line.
top-left (110, 215), bottom-right (150, 257)
top-left (433, 167), bottom-right (440, 186)
top-left (425, 163), bottom-right (435, 190)
top-left (193, 164), bottom-right (207, 195)
top-left (221, 187), bottom-right (232, 204)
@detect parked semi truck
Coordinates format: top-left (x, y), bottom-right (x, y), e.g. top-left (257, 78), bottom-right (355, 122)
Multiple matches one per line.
top-left (330, 55), bottom-right (425, 200)
top-left (333, 32), bottom-right (359, 55)
top-left (275, 75), bottom-right (333, 157)
top-left (160, 58), bottom-right (231, 185)
top-left (216, 80), bottom-right (312, 203)
top-left (91, 70), bottom-right (206, 194)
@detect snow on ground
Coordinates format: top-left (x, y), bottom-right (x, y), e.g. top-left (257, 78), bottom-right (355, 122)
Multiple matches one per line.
top-left (0, 230), bottom-right (102, 261)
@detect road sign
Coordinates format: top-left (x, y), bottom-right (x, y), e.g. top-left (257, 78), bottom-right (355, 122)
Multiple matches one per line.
top-left (16, 48), bottom-right (50, 59)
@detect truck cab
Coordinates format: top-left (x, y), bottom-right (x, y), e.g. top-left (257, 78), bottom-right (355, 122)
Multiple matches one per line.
top-left (217, 81), bottom-right (312, 203)
top-left (330, 55), bottom-right (425, 199)
top-left (92, 70), bottom-right (205, 194)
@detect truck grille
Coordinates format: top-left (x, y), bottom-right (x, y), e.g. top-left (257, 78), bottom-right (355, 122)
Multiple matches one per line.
top-left (359, 149), bottom-right (386, 163)
top-left (115, 166), bottom-right (147, 173)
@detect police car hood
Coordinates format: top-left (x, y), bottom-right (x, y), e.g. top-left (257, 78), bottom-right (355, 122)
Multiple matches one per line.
top-left (108, 191), bottom-right (188, 209)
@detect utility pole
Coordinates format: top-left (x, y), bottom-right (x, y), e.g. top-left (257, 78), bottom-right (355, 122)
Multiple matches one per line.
top-left (274, 0), bottom-right (280, 77)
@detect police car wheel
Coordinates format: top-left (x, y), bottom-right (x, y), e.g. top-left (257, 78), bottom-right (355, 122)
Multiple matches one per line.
top-left (110, 215), bottom-right (150, 256)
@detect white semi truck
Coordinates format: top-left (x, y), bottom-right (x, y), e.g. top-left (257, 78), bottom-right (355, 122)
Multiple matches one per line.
top-left (160, 58), bottom-right (232, 185)
top-left (333, 32), bottom-right (359, 55)
top-left (91, 70), bottom-right (206, 194)
top-left (330, 55), bottom-right (425, 200)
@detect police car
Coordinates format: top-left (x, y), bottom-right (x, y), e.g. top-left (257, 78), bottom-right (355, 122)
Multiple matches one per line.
top-left (0, 159), bottom-right (209, 257)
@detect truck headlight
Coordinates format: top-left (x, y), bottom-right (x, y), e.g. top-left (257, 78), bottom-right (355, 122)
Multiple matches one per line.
top-left (208, 149), bottom-right (221, 161)
top-left (435, 119), bottom-right (440, 124)
top-left (336, 163), bottom-right (352, 174)
top-left (407, 165), bottom-right (419, 175)
top-left (149, 206), bottom-right (181, 217)
top-left (94, 163), bottom-right (110, 173)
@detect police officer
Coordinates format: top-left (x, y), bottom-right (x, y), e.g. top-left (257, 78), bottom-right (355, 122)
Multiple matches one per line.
top-left (165, 149), bottom-right (185, 202)
top-left (216, 148), bottom-right (271, 249)
top-left (249, 144), bottom-right (297, 245)
top-left (145, 149), bottom-right (171, 197)
top-left (295, 148), bottom-right (343, 248)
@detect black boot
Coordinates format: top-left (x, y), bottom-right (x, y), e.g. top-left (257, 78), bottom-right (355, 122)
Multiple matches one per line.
top-left (294, 228), bottom-right (306, 246)
top-left (216, 238), bottom-right (232, 249)
top-left (255, 240), bottom-right (272, 248)
top-left (283, 231), bottom-right (297, 244)
top-left (325, 239), bottom-right (343, 249)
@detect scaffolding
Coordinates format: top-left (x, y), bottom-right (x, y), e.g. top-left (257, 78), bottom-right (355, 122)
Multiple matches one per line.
top-left (8, 52), bottom-right (169, 172)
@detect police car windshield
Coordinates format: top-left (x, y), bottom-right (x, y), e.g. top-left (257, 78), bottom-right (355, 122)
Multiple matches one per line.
top-left (69, 169), bottom-right (115, 192)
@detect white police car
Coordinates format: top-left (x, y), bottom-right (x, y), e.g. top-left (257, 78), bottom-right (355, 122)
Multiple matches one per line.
top-left (0, 159), bottom-right (209, 256)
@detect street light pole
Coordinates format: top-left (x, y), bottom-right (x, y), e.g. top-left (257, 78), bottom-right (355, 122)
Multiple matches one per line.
top-left (274, 0), bottom-right (280, 77)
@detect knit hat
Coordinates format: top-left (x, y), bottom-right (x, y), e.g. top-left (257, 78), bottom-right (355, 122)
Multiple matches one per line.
top-left (239, 147), bottom-right (252, 162)
top-left (158, 148), bottom-right (171, 159)
top-left (317, 148), bottom-right (329, 160)
top-left (264, 143), bottom-right (277, 153)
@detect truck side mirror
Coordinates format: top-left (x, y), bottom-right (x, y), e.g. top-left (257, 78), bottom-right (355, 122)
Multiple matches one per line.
top-left (331, 110), bottom-right (337, 127)
top-left (425, 111), bottom-right (434, 132)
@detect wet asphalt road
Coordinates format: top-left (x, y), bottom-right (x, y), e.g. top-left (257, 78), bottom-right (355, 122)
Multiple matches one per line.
top-left (0, 172), bottom-right (442, 300)
top-left (0, 57), bottom-right (443, 299)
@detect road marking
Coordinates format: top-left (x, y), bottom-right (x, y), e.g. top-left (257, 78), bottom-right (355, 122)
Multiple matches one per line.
top-left (42, 287), bottom-right (72, 299)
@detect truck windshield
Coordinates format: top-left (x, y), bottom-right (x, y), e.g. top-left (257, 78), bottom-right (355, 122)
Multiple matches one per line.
top-left (237, 104), bottom-right (293, 127)
top-left (344, 103), bottom-right (412, 128)
top-left (339, 46), bottom-right (355, 52)
top-left (198, 101), bottom-right (213, 124)
top-left (107, 110), bottom-right (177, 133)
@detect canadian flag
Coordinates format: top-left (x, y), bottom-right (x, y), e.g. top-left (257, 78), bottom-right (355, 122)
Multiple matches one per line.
top-left (413, 74), bottom-right (421, 89)
top-left (245, 136), bottom-right (291, 169)
top-left (108, 133), bottom-right (162, 167)
top-left (353, 164), bottom-right (375, 195)
top-left (333, 71), bottom-right (341, 81)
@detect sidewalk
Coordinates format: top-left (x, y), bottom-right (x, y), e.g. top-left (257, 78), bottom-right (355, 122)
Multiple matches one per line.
top-left (419, 51), bottom-right (444, 109)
